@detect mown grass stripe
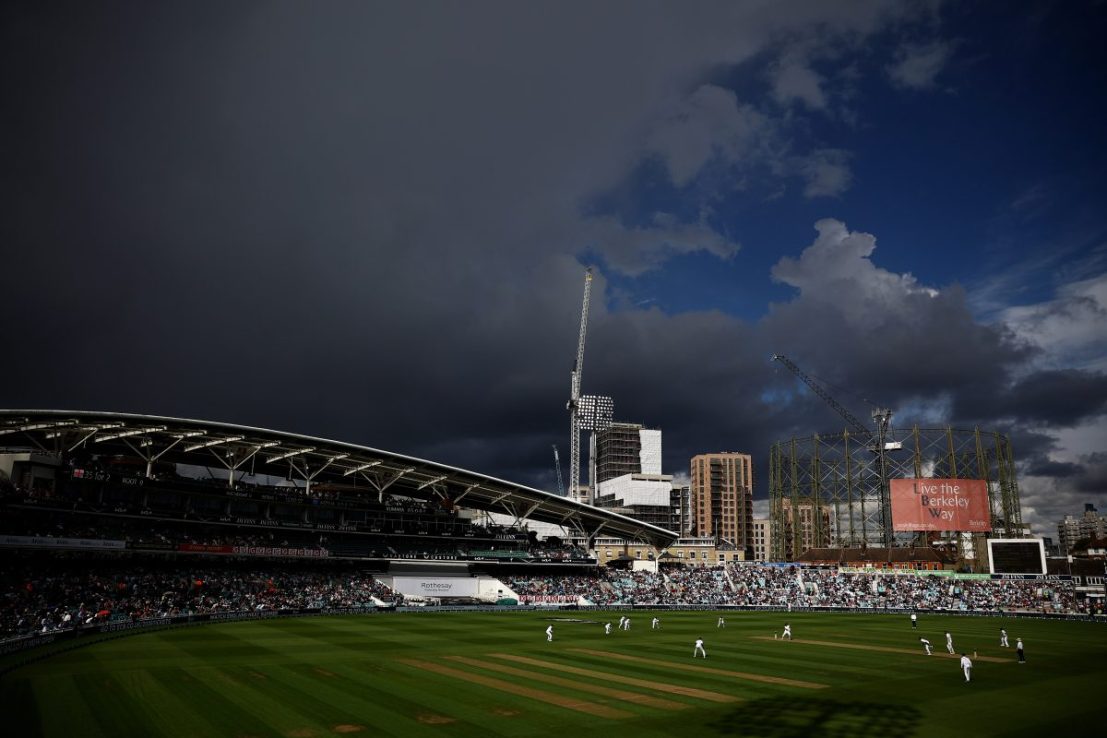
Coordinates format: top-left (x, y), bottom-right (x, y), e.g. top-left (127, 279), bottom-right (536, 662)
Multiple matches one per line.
top-left (223, 664), bottom-right (374, 736)
top-left (2, 676), bottom-right (45, 738)
top-left (176, 667), bottom-right (299, 737)
top-left (73, 671), bottom-right (168, 737)
top-left (444, 655), bottom-right (688, 711)
top-left (489, 653), bottom-right (741, 703)
top-left (285, 662), bottom-right (461, 737)
top-left (571, 648), bottom-right (829, 689)
top-left (749, 637), bottom-right (1014, 662)
top-left (336, 659), bottom-right (557, 730)
top-left (115, 668), bottom-right (221, 738)
top-left (34, 674), bottom-right (108, 738)
top-left (401, 658), bottom-right (633, 719)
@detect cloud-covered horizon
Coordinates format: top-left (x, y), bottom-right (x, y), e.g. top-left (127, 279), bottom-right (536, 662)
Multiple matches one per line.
top-left (2, 1), bottom-right (1104, 537)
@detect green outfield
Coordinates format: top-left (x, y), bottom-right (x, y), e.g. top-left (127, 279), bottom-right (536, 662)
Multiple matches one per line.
top-left (2, 610), bottom-right (1104, 737)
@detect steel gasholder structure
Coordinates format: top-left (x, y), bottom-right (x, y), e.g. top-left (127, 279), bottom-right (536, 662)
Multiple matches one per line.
top-left (769, 426), bottom-right (1022, 561)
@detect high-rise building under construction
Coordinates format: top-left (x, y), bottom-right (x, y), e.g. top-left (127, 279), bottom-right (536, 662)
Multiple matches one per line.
top-left (592, 422), bottom-right (683, 533)
top-left (596, 422), bottom-right (661, 482)
top-left (690, 452), bottom-right (754, 555)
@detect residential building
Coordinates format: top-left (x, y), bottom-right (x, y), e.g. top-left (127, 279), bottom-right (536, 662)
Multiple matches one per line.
top-left (690, 452), bottom-right (754, 556)
top-left (751, 517), bottom-right (771, 561)
top-left (775, 498), bottom-right (832, 561)
top-left (1057, 503), bottom-right (1107, 553)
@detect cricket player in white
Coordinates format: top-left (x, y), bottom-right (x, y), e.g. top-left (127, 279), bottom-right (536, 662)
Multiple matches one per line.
top-left (945, 632), bottom-right (954, 654)
top-left (717, 617), bottom-right (726, 628)
top-left (622, 616), bottom-right (630, 630)
top-left (546, 625), bottom-right (553, 642)
top-left (694, 638), bottom-right (706, 658)
top-left (651, 617), bottom-right (660, 630)
top-left (920, 638), bottom-right (932, 655)
top-left (960, 653), bottom-right (972, 681)
top-left (604, 622), bottom-right (612, 635)
top-left (782, 623), bottom-right (792, 640)
top-left (1000, 629), bottom-right (1009, 647)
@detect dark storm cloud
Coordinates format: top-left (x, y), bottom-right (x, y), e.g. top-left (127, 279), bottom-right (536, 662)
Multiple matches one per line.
top-left (0, 3), bottom-right (926, 452)
top-left (1074, 453), bottom-right (1107, 494)
top-left (1025, 459), bottom-right (1082, 479)
top-left (954, 368), bottom-right (1107, 428)
top-left (1, 3), bottom-right (1101, 532)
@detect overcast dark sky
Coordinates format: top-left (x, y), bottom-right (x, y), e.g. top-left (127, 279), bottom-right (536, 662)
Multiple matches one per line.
top-left (3, 1), bottom-right (1105, 534)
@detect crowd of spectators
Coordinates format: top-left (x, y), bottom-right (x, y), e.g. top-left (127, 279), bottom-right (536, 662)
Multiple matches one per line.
top-left (0, 557), bottom-right (1088, 642)
top-left (0, 561), bottom-right (400, 639)
top-left (505, 563), bottom-right (1079, 613)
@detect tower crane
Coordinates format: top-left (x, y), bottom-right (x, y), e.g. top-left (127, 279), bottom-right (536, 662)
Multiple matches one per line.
top-left (770, 354), bottom-right (887, 437)
top-left (567, 269), bottom-right (593, 502)
top-left (565, 268), bottom-right (613, 504)
top-left (771, 353), bottom-right (896, 546)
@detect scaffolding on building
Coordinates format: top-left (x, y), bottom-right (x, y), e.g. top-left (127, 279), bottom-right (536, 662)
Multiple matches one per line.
top-left (769, 426), bottom-right (1023, 562)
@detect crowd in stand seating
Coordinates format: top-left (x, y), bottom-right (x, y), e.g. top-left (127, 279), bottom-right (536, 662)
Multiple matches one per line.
top-left (0, 562), bottom-right (400, 639)
top-left (506, 563), bottom-right (1080, 613)
top-left (0, 557), bottom-right (1088, 642)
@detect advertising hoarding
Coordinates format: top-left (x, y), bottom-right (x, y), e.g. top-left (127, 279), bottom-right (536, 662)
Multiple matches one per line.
top-left (889, 478), bottom-right (991, 532)
top-left (391, 576), bottom-right (478, 598)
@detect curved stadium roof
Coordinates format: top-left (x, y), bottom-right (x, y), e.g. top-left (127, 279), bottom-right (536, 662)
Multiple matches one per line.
top-left (0, 410), bottom-right (678, 548)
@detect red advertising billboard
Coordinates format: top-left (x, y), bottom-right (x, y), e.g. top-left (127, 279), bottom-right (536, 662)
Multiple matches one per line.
top-left (889, 478), bottom-right (992, 532)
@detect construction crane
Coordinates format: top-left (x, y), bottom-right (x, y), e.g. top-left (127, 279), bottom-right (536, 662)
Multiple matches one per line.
top-left (552, 444), bottom-right (565, 497)
top-left (770, 354), bottom-right (874, 436)
top-left (566, 269), bottom-right (593, 503)
top-left (565, 268), bottom-right (613, 504)
top-left (771, 353), bottom-right (896, 546)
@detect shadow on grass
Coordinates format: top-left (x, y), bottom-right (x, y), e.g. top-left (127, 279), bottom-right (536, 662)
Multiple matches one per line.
top-left (706, 696), bottom-right (922, 738)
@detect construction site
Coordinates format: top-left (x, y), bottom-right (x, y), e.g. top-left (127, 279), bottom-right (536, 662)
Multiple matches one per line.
top-left (559, 271), bottom-right (1027, 568)
top-left (767, 355), bottom-right (1025, 568)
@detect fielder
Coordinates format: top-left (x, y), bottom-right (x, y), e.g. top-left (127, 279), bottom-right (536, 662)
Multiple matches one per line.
top-left (622, 616), bottom-right (631, 631)
top-left (693, 638), bottom-right (707, 658)
top-left (920, 638), bottom-right (932, 656)
top-left (960, 653), bottom-right (972, 682)
top-left (604, 622), bottom-right (612, 635)
top-left (651, 617), bottom-right (660, 630)
top-left (782, 623), bottom-right (792, 640)
top-left (1000, 628), bottom-right (1009, 648)
top-left (546, 625), bottom-right (553, 642)
top-left (618, 615), bottom-right (626, 630)
top-left (717, 617), bottom-right (726, 628)
top-left (945, 632), bottom-right (955, 655)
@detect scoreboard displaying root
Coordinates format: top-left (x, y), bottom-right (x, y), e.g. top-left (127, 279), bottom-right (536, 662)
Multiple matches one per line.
top-left (987, 538), bottom-right (1047, 574)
